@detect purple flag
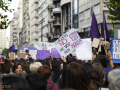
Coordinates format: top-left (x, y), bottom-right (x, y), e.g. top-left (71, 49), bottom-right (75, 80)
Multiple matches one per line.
top-left (90, 13), bottom-right (101, 41)
top-left (9, 45), bottom-right (15, 53)
top-left (1, 56), bottom-right (4, 59)
top-left (103, 11), bottom-right (110, 42)
top-left (51, 48), bottom-right (61, 58)
top-left (37, 50), bottom-right (50, 60)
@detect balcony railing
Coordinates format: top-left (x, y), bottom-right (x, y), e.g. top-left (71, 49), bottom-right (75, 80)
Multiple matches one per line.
top-left (53, 8), bottom-right (61, 12)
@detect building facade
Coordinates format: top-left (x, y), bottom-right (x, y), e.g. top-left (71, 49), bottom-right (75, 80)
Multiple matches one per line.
top-left (30, 0), bottom-right (39, 46)
top-left (17, 0), bottom-right (23, 48)
top-left (0, 30), bottom-right (6, 54)
top-left (9, 19), bottom-right (13, 47)
top-left (13, 12), bottom-right (18, 48)
top-left (38, 0), bottom-right (53, 42)
top-left (78, 0), bottom-right (119, 39)
top-left (22, 0), bottom-right (30, 46)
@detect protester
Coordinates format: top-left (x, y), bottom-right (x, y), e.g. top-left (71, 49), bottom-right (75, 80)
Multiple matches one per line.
top-left (13, 63), bottom-right (22, 74)
top-left (30, 62), bottom-right (42, 73)
top-left (26, 73), bottom-right (47, 90)
top-left (37, 65), bottom-right (59, 90)
top-left (51, 59), bottom-right (61, 83)
top-left (87, 69), bottom-right (101, 90)
top-left (1, 75), bottom-right (31, 90)
top-left (108, 69), bottom-right (120, 90)
top-left (59, 62), bottom-right (96, 90)
top-left (1, 59), bottom-right (13, 74)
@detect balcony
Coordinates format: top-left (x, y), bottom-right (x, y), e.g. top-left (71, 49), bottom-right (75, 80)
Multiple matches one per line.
top-left (53, 0), bottom-right (61, 4)
top-left (46, 33), bottom-right (52, 38)
top-left (53, 8), bottom-right (61, 15)
top-left (48, 4), bottom-right (53, 10)
top-left (53, 35), bottom-right (60, 39)
top-left (13, 30), bottom-right (17, 33)
top-left (34, 35), bottom-right (39, 39)
top-left (48, 19), bottom-right (53, 23)
top-left (53, 19), bottom-right (61, 27)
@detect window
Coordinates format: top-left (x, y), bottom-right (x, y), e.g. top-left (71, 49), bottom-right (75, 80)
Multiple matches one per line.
top-left (94, 4), bottom-right (100, 15)
top-left (85, 9), bottom-right (90, 19)
top-left (80, 12), bottom-right (84, 21)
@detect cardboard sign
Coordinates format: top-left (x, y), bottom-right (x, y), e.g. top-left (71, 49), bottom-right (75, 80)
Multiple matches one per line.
top-left (18, 53), bottom-right (26, 58)
top-left (37, 50), bottom-right (50, 60)
top-left (110, 38), bottom-right (120, 63)
top-left (54, 29), bottom-right (83, 57)
top-left (29, 50), bottom-right (37, 60)
top-left (92, 38), bottom-right (101, 48)
top-left (76, 38), bottom-right (92, 60)
top-left (9, 53), bottom-right (15, 60)
top-left (51, 48), bottom-right (61, 58)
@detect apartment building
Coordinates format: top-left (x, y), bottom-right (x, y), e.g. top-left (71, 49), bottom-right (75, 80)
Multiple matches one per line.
top-left (44, 0), bottom-right (79, 42)
top-left (79, 0), bottom-right (120, 38)
top-left (9, 19), bottom-right (13, 47)
top-left (30, 0), bottom-right (39, 46)
top-left (22, 0), bottom-right (30, 46)
top-left (38, 0), bottom-right (53, 42)
top-left (13, 12), bottom-right (18, 48)
top-left (17, 0), bottom-right (23, 48)
top-left (0, 30), bottom-right (6, 54)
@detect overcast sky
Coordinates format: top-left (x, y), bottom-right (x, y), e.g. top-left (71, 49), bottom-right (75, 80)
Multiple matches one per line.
top-left (5, 0), bottom-right (20, 41)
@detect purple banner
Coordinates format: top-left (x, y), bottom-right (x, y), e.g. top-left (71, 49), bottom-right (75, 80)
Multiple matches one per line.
top-left (51, 48), bottom-right (61, 58)
top-left (37, 50), bottom-right (50, 60)
top-left (1, 56), bottom-right (4, 59)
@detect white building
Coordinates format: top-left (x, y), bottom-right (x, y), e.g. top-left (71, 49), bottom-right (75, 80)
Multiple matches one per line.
top-left (38, 0), bottom-right (53, 42)
top-left (13, 12), bottom-right (18, 48)
top-left (17, 0), bottom-right (23, 48)
top-left (22, 0), bottom-right (30, 46)
top-left (0, 30), bottom-right (6, 54)
top-left (9, 19), bottom-right (13, 47)
top-left (30, 0), bottom-right (39, 46)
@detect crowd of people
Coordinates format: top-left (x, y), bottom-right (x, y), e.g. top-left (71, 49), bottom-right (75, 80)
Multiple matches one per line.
top-left (0, 50), bottom-right (119, 90)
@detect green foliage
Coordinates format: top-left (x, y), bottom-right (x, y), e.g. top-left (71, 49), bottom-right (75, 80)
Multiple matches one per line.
top-left (2, 48), bottom-right (9, 55)
top-left (104, 0), bottom-right (120, 21)
top-left (0, 0), bottom-right (14, 29)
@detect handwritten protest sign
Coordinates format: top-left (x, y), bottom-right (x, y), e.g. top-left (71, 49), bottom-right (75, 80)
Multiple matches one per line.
top-left (110, 38), bottom-right (120, 63)
top-left (51, 48), bottom-right (61, 58)
top-left (54, 29), bottom-right (83, 57)
top-left (37, 50), bottom-right (50, 60)
top-left (9, 53), bottom-right (15, 60)
top-left (29, 50), bottom-right (37, 60)
top-left (18, 53), bottom-right (26, 58)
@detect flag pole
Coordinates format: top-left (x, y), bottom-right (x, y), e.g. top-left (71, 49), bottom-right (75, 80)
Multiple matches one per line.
top-left (104, 30), bottom-right (107, 55)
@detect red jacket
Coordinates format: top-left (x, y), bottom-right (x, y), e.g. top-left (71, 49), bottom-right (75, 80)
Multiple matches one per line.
top-left (47, 79), bottom-right (59, 90)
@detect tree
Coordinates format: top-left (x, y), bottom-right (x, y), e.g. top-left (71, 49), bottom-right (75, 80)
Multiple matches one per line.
top-left (0, 0), bottom-right (14, 29)
top-left (104, 0), bottom-right (120, 21)
top-left (1, 48), bottom-right (9, 56)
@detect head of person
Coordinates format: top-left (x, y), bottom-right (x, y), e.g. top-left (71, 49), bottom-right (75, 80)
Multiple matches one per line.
top-left (0, 75), bottom-right (31, 90)
top-left (96, 56), bottom-right (108, 68)
top-left (26, 73), bottom-right (47, 90)
top-left (22, 66), bottom-right (31, 74)
top-left (59, 62), bottom-right (95, 90)
top-left (91, 59), bottom-right (105, 75)
top-left (87, 69), bottom-right (101, 89)
top-left (37, 65), bottom-right (51, 79)
top-left (13, 63), bottom-right (22, 74)
top-left (6, 56), bottom-right (9, 60)
top-left (30, 62), bottom-right (43, 73)
top-left (108, 69), bottom-right (120, 90)
top-left (1, 60), bottom-right (13, 74)
top-left (52, 59), bottom-right (60, 73)
top-left (17, 72), bottom-right (27, 78)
